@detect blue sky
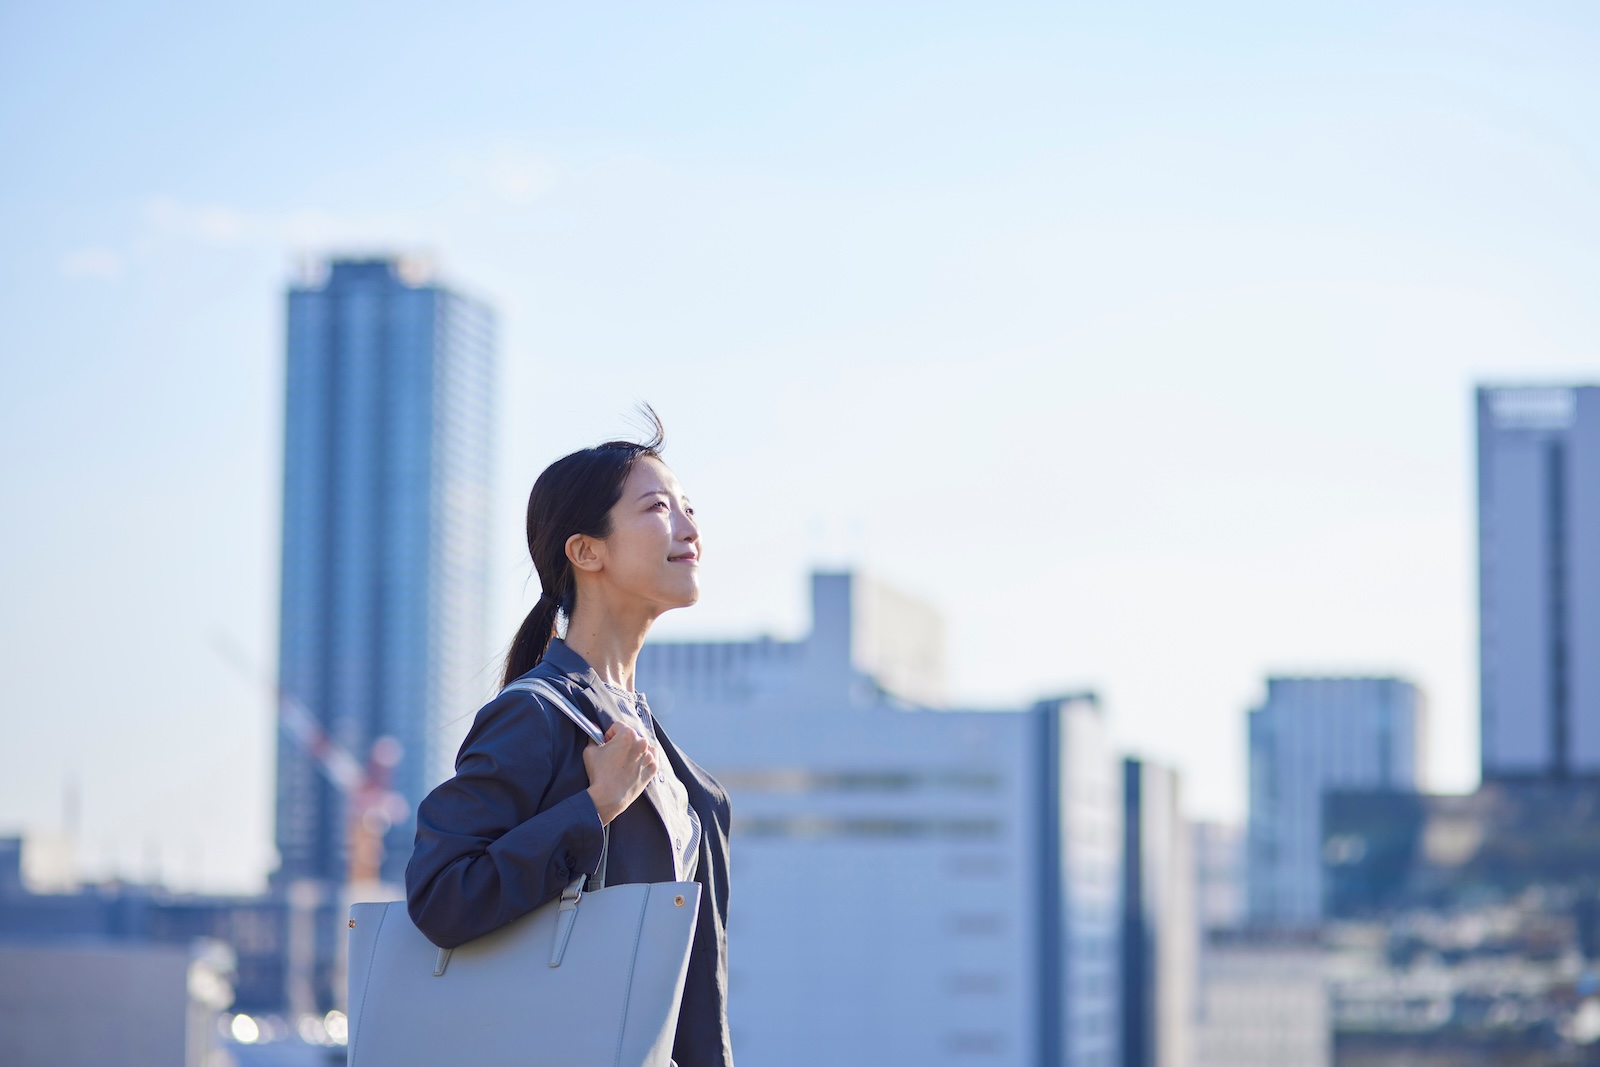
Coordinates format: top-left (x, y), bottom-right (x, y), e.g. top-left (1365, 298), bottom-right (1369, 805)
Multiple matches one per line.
top-left (2, 0), bottom-right (1598, 891)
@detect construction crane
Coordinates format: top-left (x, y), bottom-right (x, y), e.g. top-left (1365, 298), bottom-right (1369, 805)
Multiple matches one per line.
top-left (216, 634), bottom-right (417, 1024)
top-left (212, 635), bottom-right (409, 886)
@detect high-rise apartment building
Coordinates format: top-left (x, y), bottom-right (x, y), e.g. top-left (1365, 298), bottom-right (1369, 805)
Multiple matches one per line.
top-left (275, 257), bottom-right (495, 887)
top-left (637, 571), bottom-right (1124, 1067)
top-left (1121, 759), bottom-right (1196, 1067)
top-left (1247, 677), bottom-right (1421, 928)
top-left (1477, 385), bottom-right (1600, 779)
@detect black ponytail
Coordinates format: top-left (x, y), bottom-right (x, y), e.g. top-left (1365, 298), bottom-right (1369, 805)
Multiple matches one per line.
top-left (500, 408), bottom-right (666, 686)
top-left (502, 593), bottom-right (564, 688)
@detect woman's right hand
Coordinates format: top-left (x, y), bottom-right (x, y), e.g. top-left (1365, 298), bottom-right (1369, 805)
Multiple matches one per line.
top-left (583, 722), bottom-right (658, 825)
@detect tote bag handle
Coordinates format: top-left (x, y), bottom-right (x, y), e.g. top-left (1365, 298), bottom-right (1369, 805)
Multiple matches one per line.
top-left (502, 676), bottom-right (612, 890)
top-left (432, 676), bottom-right (616, 978)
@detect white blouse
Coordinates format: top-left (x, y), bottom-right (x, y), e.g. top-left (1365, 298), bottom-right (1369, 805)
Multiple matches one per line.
top-left (601, 681), bottom-right (701, 882)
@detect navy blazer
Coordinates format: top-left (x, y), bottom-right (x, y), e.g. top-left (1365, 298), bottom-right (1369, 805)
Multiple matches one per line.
top-left (406, 638), bottom-right (734, 1067)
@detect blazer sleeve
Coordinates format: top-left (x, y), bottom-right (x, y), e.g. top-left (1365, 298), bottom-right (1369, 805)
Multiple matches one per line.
top-left (404, 689), bottom-right (607, 949)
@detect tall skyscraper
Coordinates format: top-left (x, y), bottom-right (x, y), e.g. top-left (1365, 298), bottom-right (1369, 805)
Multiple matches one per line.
top-left (637, 571), bottom-right (1124, 1067)
top-left (1247, 677), bottom-right (1422, 928)
top-left (275, 257), bottom-right (495, 887)
top-left (1477, 385), bottom-right (1600, 779)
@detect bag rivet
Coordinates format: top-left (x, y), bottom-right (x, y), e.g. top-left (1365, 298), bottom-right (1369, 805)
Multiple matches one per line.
top-left (674, 895), bottom-right (685, 907)
top-left (348, 919), bottom-right (356, 928)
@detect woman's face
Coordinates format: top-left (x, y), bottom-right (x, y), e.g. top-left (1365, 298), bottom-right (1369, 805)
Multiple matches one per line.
top-left (592, 456), bottom-right (700, 612)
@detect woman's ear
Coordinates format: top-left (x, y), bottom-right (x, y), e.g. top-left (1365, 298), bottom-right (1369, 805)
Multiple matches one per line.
top-left (566, 532), bottom-right (605, 574)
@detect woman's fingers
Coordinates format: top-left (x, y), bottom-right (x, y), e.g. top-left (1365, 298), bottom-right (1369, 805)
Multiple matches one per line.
top-left (583, 724), bottom-right (661, 823)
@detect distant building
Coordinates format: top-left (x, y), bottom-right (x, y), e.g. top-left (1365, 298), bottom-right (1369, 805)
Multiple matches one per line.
top-left (0, 838), bottom-right (287, 1014)
top-left (1039, 692), bottom-right (1125, 1067)
top-left (1476, 384), bottom-right (1600, 780)
top-left (1323, 781), bottom-right (1600, 1061)
top-left (0, 940), bottom-right (233, 1067)
top-left (1247, 677), bottom-right (1422, 928)
top-left (276, 256), bottom-right (496, 887)
top-left (1192, 822), bottom-right (1245, 932)
top-left (1121, 759), bottom-right (1196, 1067)
top-left (1323, 780), bottom-right (1600, 925)
top-left (1194, 933), bottom-right (1327, 1067)
top-left (637, 571), bottom-right (1124, 1067)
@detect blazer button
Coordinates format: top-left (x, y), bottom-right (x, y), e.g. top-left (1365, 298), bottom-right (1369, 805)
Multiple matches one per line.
top-left (556, 867), bottom-right (570, 880)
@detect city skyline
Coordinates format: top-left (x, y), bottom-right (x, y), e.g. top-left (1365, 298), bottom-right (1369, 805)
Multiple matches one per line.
top-left (4, 1), bottom-right (1599, 892)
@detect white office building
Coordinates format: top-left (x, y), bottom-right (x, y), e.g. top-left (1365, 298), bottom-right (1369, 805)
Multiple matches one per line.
top-left (1477, 384), bottom-right (1600, 778)
top-left (1120, 759), bottom-right (1196, 1067)
top-left (638, 572), bottom-right (1123, 1067)
top-left (1246, 677), bottom-right (1422, 928)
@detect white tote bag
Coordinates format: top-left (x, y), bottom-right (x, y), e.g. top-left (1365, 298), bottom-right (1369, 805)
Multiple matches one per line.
top-left (346, 678), bottom-right (702, 1067)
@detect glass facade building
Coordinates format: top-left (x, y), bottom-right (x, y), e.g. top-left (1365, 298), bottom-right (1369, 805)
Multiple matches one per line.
top-left (274, 257), bottom-right (495, 887)
top-left (1476, 384), bottom-right (1600, 779)
top-left (1247, 677), bottom-right (1422, 928)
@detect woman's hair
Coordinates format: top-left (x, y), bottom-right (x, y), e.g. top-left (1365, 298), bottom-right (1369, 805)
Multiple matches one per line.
top-left (501, 407), bottom-right (667, 686)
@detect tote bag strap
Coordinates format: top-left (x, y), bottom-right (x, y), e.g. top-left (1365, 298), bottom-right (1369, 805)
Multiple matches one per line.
top-left (501, 676), bottom-right (611, 891)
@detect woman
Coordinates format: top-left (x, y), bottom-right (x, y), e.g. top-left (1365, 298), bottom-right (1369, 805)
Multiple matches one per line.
top-left (406, 413), bottom-right (733, 1067)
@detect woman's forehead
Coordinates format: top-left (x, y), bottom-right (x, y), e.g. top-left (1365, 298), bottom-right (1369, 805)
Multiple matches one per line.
top-left (627, 455), bottom-right (684, 496)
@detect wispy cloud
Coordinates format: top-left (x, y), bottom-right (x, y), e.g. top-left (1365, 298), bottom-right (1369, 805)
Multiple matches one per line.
top-left (143, 198), bottom-right (254, 244)
top-left (475, 149), bottom-right (563, 207)
top-left (59, 248), bottom-right (125, 281)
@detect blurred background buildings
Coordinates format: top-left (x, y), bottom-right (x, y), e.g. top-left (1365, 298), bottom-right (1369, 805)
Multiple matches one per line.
top-left (0, 268), bottom-right (1597, 1061)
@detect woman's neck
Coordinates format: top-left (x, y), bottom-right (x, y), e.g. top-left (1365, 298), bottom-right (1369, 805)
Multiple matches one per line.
top-left (562, 595), bottom-right (655, 691)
